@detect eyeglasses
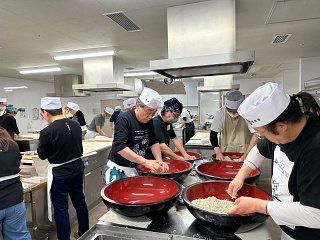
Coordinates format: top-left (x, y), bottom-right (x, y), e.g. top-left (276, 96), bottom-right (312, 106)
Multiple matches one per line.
top-left (142, 107), bottom-right (157, 117)
top-left (254, 128), bottom-right (267, 140)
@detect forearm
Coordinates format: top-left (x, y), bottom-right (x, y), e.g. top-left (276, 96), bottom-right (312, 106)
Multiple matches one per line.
top-left (240, 134), bottom-right (259, 161)
top-left (96, 126), bottom-right (106, 136)
top-left (269, 201), bottom-right (320, 228)
top-left (171, 138), bottom-right (187, 155)
top-left (159, 142), bottom-right (181, 159)
top-left (150, 143), bottom-right (163, 161)
top-left (118, 147), bottom-right (147, 165)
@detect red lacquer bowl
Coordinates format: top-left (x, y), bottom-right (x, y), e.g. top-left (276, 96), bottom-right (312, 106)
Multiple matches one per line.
top-left (196, 161), bottom-right (260, 184)
top-left (212, 152), bottom-right (243, 161)
top-left (101, 176), bottom-right (182, 217)
top-left (174, 151), bottom-right (201, 163)
top-left (182, 181), bottom-right (270, 233)
top-left (137, 159), bottom-right (192, 183)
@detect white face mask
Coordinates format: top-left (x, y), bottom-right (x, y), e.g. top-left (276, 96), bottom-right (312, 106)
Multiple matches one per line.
top-left (226, 111), bottom-right (239, 119)
top-left (66, 113), bottom-right (73, 118)
top-left (0, 106), bottom-right (6, 111)
top-left (168, 112), bottom-right (179, 123)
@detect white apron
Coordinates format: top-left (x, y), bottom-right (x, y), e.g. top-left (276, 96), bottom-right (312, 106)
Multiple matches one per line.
top-left (105, 161), bottom-right (138, 185)
top-left (84, 130), bottom-right (100, 140)
top-left (272, 146), bottom-right (294, 230)
top-left (47, 158), bottom-right (80, 221)
top-left (0, 174), bottom-right (19, 182)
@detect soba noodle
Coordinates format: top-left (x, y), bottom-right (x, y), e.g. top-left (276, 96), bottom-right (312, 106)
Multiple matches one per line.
top-left (191, 196), bottom-right (235, 214)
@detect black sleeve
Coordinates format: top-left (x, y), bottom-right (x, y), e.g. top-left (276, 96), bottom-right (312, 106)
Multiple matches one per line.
top-left (210, 130), bottom-right (219, 148)
top-left (153, 119), bottom-right (166, 143)
top-left (76, 111), bottom-right (86, 126)
top-left (7, 116), bottom-right (19, 134)
top-left (109, 112), bottom-right (115, 123)
top-left (149, 122), bottom-right (159, 146)
top-left (169, 124), bottom-right (176, 139)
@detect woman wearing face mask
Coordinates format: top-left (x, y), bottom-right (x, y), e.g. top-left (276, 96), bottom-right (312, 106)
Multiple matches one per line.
top-left (149, 98), bottom-right (196, 160)
top-left (210, 90), bottom-right (259, 162)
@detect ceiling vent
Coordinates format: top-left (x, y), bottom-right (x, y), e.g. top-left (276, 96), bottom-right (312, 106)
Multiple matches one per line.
top-left (270, 34), bottom-right (292, 44)
top-left (103, 11), bottom-right (142, 32)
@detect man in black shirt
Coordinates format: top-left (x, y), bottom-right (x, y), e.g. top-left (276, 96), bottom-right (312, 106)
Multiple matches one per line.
top-left (109, 105), bottom-right (121, 133)
top-left (152, 98), bottom-right (196, 160)
top-left (37, 97), bottom-right (89, 240)
top-left (65, 101), bottom-right (87, 126)
top-left (104, 88), bottom-right (168, 184)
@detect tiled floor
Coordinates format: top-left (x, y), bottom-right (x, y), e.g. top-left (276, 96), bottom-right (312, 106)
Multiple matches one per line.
top-left (31, 159), bottom-right (282, 240)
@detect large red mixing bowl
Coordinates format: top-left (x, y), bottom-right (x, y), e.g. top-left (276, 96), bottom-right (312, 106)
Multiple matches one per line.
top-left (173, 151), bottom-right (201, 163)
top-left (196, 161), bottom-right (261, 184)
top-left (182, 181), bottom-right (270, 233)
top-left (137, 159), bottom-right (192, 183)
top-left (101, 176), bottom-right (182, 217)
top-left (212, 152), bottom-right (243, 161)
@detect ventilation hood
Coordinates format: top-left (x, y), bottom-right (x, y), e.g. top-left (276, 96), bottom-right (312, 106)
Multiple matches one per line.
top-left (72, 56), bottom-right (134, 92)
top-left (47, 74), bottom-right (90, 97)
top-left (150, 51), bottom-right (254, 79)
top-left (150, 0), bottom-right (254, 79)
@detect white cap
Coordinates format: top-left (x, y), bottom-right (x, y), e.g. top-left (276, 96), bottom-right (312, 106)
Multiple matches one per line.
top-left (225, 90), bottom-right (244, 109)
top-left (0, 98), bottom-right (7, 103)
top-left (67, 102), bottom-right (79, 111)
top-left (115, 106), bottom-right (121, 110)
top-left (41, 97), bottom-right (62, 110)
top-left (123, 98), bottom-right (136, 109)
top-left (139, 87), bottom-right (162, 109)
top-left (238, 82), bottom-right (290, 127)
top-left (104, 107), bottom-right (114, 115)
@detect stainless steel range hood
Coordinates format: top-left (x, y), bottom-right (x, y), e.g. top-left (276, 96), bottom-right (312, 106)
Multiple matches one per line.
top-left (150, 51), bottom-right (254, 79)
top-left (150, 0), bottom-right (254, 80)
top-left (73, 56), bottom-right (133, 92)
top-left (47, 74), bottom-right (90, 97)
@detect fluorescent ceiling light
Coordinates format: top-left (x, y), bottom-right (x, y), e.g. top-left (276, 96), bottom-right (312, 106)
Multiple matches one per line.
top-left (3, 86), bottom-right (28, 90)
top-left (124, 71), bottom-right (158, 77)
top-left (4, 89), bottom-right (13, 92)
top-left (19, 67), bottom-right (61, 74)
top-left (53, 47), bottom-right (117, 60)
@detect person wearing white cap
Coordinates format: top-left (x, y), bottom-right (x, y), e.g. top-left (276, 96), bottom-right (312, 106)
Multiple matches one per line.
top-left (0, 98), bottom-right (7, 116)
top-left (122, 98), bottom-right (136, 112)
top-left (103, 87), bottom-right (169, 184)
top-left (109, 106), bottom-right (122, 133)
top-left (210, 90), bottom-right (259, 162)
top-left (227, 83), bottom-right (320, 239)
top-left (37, 97), bottom-right (89, 239)
top-left (179, 107), bottom-right (195, 143)
top-left (84, 106), bottom-right (114, 139)
top-left (65, 102), bottom-right (87, 126)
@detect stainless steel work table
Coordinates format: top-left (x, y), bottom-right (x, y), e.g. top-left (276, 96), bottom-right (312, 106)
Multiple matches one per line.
top-left (80, 173), bottom-right (271, 240)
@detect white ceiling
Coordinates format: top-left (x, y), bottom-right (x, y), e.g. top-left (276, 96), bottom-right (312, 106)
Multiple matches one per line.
top-left (0, 0), bottom-right (319, 83)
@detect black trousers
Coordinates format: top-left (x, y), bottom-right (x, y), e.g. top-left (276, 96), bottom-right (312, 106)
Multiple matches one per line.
top-left (184, 122), bottom-right (195, 143)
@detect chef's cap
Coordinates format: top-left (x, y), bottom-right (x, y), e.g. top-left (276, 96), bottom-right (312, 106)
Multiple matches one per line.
top-left (123, 98), bottom-right (136, 109)
top-left (41, 97), bottom-right (62, 110)
top-left (67, 102), bottom-right (79, 111)
top-left (238, 82), bottom-right (290, 127)
top-left (104, 107), bottom-right (114, 115)
top-left (139, 87), bottom-right (162, 109)
top-left (225, 90), bottom-right (244, 109)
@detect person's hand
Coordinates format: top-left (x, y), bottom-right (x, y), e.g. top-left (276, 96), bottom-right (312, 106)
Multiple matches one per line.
top-left (182, 154), bottom-right (196, 160)
top-left (155, 160), bottom-right (169, 172)
top-left (215, 152), bottom-right (224, 161)
top-left (227, 177), bottom-right (244, 199)
top-left (237, 153), bottom-right (248, 162)
top-left (227, 197), bottom-right (269, 215)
